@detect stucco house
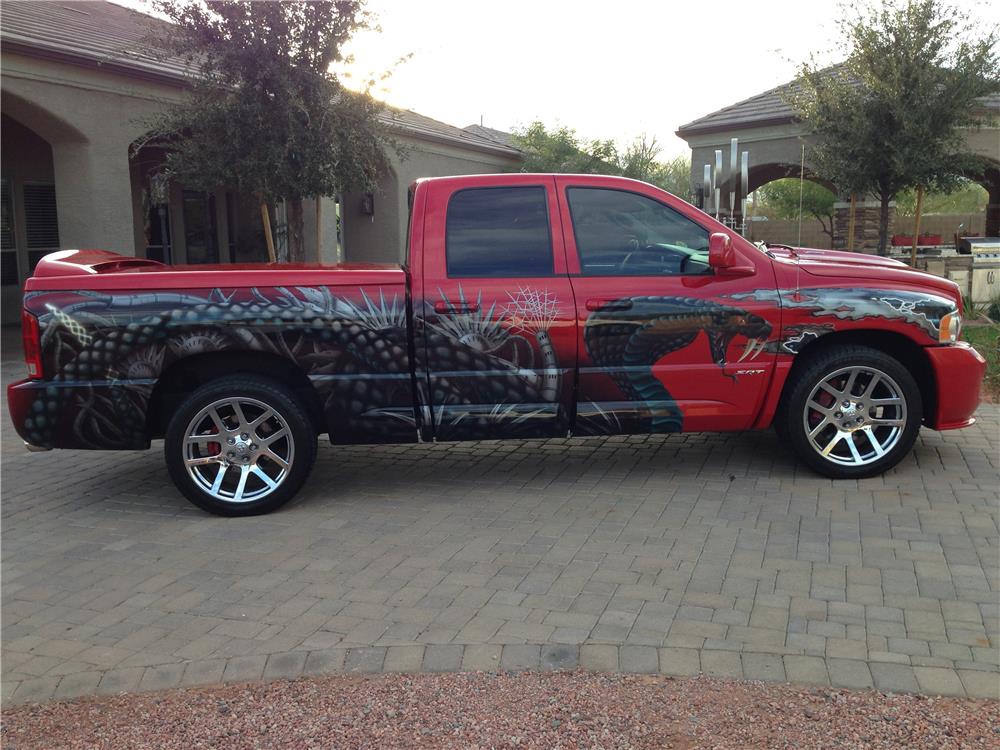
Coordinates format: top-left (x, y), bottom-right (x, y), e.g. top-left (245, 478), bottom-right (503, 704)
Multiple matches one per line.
top-left (676, 72), bottom-right (1000, 252)
top-left (0, 1), bottom-right (521, 321)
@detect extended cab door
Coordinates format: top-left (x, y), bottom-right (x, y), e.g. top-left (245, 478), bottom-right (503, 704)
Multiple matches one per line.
top-left (556, 176), bottom-right (781, 435)
top-left (414, 175), bottom-right (577, 441)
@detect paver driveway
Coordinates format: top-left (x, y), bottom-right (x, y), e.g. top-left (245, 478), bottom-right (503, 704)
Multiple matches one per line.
top-left (2, 332), bottom-right (998, 704)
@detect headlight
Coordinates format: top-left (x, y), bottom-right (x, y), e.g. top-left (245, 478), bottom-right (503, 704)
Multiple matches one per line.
top-left (939, 311), bottom-right (961, 343)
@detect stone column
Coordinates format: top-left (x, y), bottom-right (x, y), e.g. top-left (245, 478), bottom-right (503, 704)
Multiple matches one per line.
top-left (833, 200), bottom-right (894, 253)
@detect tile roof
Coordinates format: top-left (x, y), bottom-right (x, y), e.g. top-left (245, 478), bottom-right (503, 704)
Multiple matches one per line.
top-left (381, 110), bottom-right (520, 156)
top-left (462, 124), bottom-right (518, 149)
top-left (677, 68), bottom-right (1000, 138)
top-left (1, 0), bottom-right (193, 81)
top-left (1, 1), bottom-right (520, 157)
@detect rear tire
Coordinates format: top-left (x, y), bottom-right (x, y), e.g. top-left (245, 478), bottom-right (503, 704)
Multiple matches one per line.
top-left (777, 345), bottom-right (922, 479)
top-left (165, 375), bottom-right (317, 516)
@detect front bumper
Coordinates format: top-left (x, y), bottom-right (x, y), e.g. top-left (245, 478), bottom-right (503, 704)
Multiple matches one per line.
top-left (925, 342), bottom-right (986, 430)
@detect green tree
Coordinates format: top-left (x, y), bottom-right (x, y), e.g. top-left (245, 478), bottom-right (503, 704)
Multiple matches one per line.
top-left (894, 180), bottom-right (989, 215)
top-left (511, 122), bottom-right (618, 174)
top-left (141, 0), bottom-right (392, 261)
top-left (790, 0), bottom-right (999, 254)
top-left (756, 179), bottom-right (837, 242)
top-left (512, 124), bottom-right (691, 199)
top-left (651, 155), bottom-right (693, 200)
top-left (615, 135), bottom-right (692, 199)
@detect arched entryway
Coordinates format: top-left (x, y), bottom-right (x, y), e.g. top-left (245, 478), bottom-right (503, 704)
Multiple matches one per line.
top-left (744, 165), bottom-right (839, 248)
top-left (0, 104), bottom-right (79, 322)
top-left (967, 162), bottom-right (1000, 238)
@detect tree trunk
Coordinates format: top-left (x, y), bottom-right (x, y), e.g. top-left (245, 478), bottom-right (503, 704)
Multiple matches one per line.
top-left (846, 193), bottom-right (856, 252)
top-left (287, 198), bottom-right (305, 263)
top-left (911, 185), bottom-right (924, 268)
top-left (817, 213), bottom-right (834, 244)
top-left (259, 196), bottom-right (276, 263)
top-left (877, 192), bottom-right (891, 256)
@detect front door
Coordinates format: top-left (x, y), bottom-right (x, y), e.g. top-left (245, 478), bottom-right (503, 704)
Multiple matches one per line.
top-left (556, 177), bottom-right (780, 435)
top-left (416, 176), bottom-right (577, 441)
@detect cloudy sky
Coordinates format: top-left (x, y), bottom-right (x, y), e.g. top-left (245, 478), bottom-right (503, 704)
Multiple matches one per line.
top-left (117, 0), bottom-right (999, 157)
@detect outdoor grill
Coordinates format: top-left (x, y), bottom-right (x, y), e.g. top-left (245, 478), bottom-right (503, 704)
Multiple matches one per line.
top-left (965, 237), bottom-right (1000, 306)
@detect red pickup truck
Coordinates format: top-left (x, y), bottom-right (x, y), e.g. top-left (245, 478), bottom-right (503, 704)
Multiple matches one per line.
top-left (8, 174), bottom-right (986, 515)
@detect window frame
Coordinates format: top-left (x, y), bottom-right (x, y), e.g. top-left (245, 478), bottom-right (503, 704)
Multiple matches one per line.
top-left (21, 179), bottom-right (60, 278)
top-left (444, 185), bottom-right (556, 279)
top-left (565, 185), bottom-right (713, 278)
top-left (1, 177), bottom-right (18, 287)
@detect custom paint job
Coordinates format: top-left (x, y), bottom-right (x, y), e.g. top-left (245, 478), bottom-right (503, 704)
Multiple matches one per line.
top-left (8, 173), bottom-right (984, 458)
top-left (14, 285), bottom-right (416, 449)
top-left (729, 287), bottom-right (956, 346)
top-left (581, 297), bottom-right (772, 434)
top-left (412, 286), bottom-right (575, 441)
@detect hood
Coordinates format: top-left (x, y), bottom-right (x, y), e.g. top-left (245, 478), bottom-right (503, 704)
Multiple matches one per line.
top-left (766, 244), bottom-right (906, 269)
top-left (767, 244), bottom-right (962, 304)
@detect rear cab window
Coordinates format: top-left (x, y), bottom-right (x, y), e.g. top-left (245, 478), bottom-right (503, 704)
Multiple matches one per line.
top-left (445, 186), bottom-right (553, 277)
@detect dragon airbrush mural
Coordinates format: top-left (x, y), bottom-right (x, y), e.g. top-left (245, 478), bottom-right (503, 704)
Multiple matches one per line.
top-left (22, 286), bottom-right (419, 449)
top-left (21, 284), bottom-right (583, 449)
top-left (728, 287), bottom-right (955, 353)
top-left (581, 296), bottom-right (772, 433)
top-left (18, 281), bottom-right (957, 450)
top-left (411, 286), bottom-right (573, 440)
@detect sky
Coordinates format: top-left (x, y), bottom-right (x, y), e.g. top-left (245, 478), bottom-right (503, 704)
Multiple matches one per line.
top-left (115, 0), bottom-right (999, 159)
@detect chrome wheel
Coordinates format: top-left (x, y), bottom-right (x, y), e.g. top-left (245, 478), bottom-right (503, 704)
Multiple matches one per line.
top-left (803, 365), bottom-right (907, 467)
top-left (183, 397), bottom-right (294, 503)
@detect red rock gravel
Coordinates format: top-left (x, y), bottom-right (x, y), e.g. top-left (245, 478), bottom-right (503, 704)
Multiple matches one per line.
top-left (3, 671), bottom-right (998, 749)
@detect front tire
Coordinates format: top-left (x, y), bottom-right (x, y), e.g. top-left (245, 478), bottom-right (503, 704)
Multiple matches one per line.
top-left (165, 375), bottom-right (317, 516)
top-left (779, 346), bottom-right (922, 479)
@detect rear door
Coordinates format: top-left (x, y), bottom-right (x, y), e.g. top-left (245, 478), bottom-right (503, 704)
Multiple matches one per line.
top-left (415, 176), bottom-right (577, 441)
top-left (556, 177), bottom-right (779, 435)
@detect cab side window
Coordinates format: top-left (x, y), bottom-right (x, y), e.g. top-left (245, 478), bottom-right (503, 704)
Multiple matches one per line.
top-left (446, 186), bottom-right (553, 277)
top-left (567, 187), bottom-right (710, 276)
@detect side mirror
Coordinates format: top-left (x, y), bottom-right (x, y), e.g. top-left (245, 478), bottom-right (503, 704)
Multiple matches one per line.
top-left (709, 232), bottom-right (735, 269)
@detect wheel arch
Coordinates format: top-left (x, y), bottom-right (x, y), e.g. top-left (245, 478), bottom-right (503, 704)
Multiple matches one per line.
top-left (147, 351), bottom-right (326, 439)
top-left (769, 329), bottom-right (936, 427)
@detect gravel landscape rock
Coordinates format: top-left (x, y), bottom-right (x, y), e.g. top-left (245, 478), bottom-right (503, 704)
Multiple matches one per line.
top-left (3, 671), bottom-right (998, 749)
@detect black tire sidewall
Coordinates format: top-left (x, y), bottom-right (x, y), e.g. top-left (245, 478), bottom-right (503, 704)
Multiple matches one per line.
top-left (164, 375), bottom-right (317, 516)
top-left (781, 346), bottom-right (923, 479)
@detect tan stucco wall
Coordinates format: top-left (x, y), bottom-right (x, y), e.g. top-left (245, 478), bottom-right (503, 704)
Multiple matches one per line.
top-left (1, 50), bottom-right (185, 256)
top-left (686, 123), bottom-right (824, 201)
top-left (961, 124), bottom-right (1000, 165)
top-left (341, 138), bottom-right (521, 265)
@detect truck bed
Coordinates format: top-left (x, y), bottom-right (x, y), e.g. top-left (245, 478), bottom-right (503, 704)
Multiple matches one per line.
top-left (27, 249), bottom-right (406, 291)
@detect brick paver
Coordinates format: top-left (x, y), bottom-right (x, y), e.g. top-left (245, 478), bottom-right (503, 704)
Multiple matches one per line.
top-left (2, 331), bottom-right (998, 703)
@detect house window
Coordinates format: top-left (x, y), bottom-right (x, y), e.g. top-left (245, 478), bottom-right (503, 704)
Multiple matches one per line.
top-left (1, 179), bottom-right (16, 286)
top-left (23, 181), bottom-right (59, 274)
top-left (146, 202), bottom-right (172, 263)
top-left (182, 190), bottom-right (219, 264)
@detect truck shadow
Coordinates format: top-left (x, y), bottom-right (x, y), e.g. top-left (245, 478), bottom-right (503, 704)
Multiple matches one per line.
top-left (0, 424), bottom-right (983, 520)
